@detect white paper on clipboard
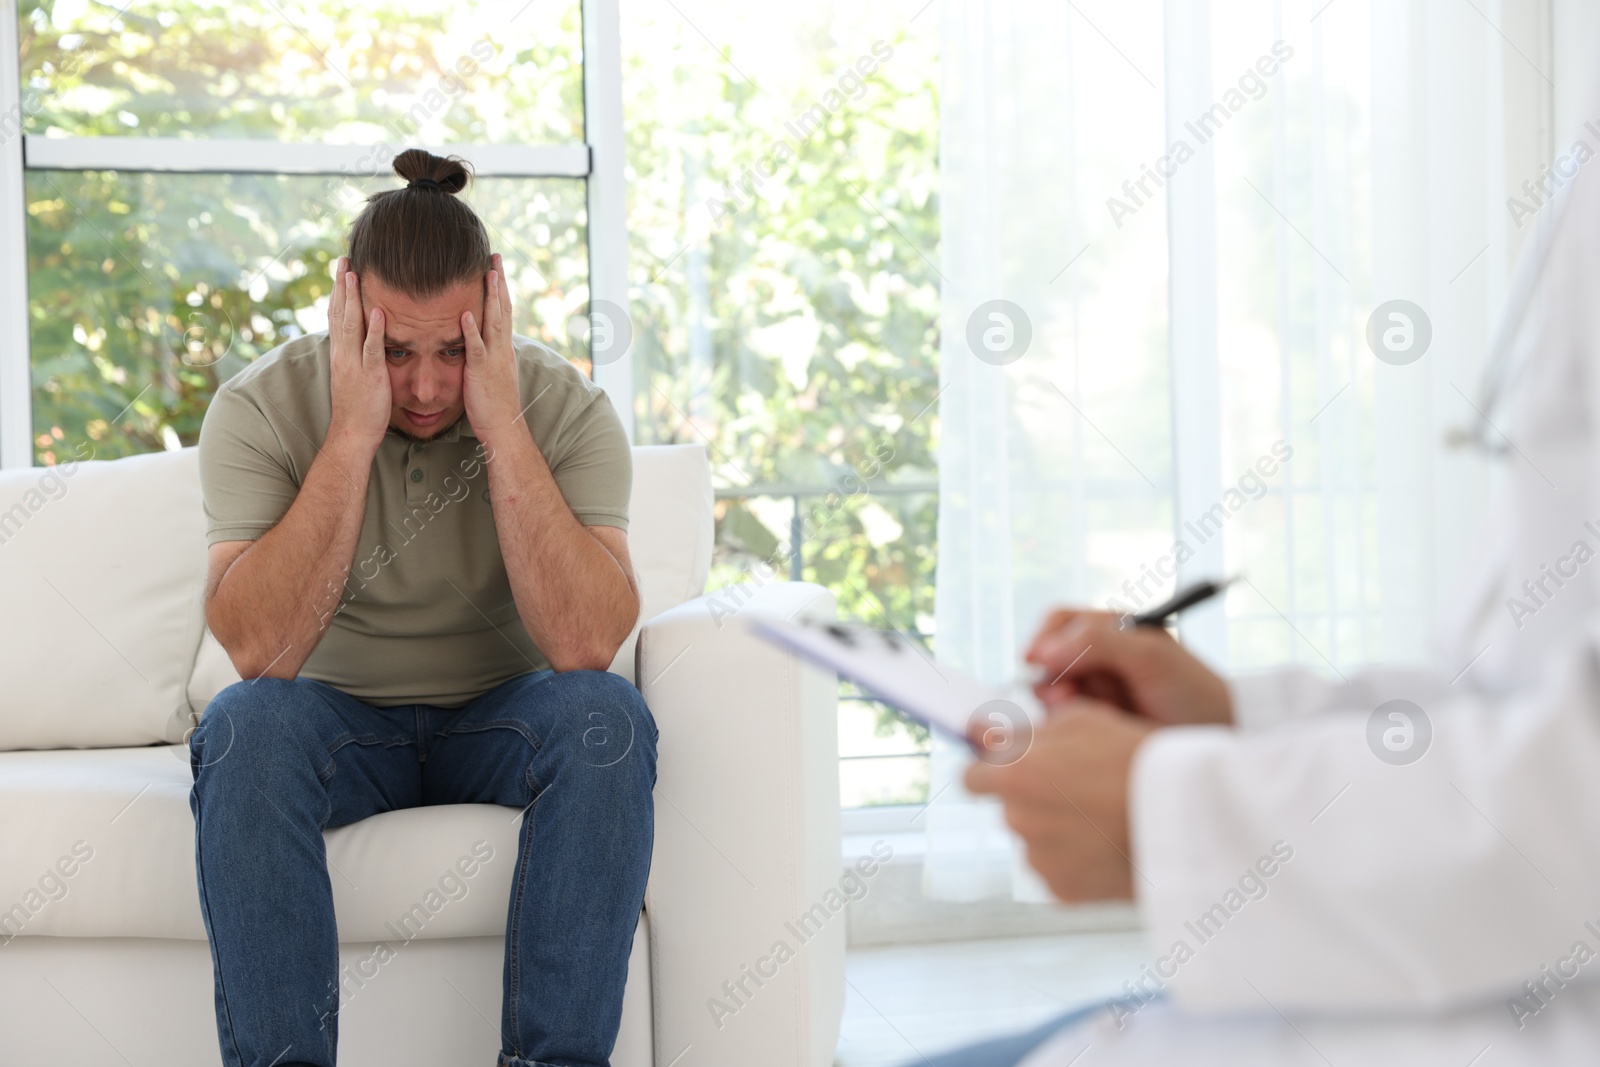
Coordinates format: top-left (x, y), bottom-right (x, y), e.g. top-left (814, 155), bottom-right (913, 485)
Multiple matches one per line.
top-left (748, 614), bottom-right (1008, 742)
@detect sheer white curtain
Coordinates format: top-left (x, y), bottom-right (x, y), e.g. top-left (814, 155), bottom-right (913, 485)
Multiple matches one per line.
top-left (927, 0), bottom-right (1534, 901)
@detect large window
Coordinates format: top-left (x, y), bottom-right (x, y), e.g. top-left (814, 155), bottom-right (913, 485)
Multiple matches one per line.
top-left (5, 0), bottom-right (943, 810)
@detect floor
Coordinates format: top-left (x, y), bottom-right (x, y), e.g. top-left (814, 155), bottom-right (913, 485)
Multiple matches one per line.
top-left (835, 931), bottom-right (1148, 1067)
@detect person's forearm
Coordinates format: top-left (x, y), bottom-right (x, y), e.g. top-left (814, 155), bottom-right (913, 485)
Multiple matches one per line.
top-left (478, 423), bottom-right (638, 671)
top-left (208, 430), bottom-right (377, 678)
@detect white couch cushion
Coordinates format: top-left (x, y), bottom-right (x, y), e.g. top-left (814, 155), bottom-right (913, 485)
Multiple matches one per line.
top-left (0, 745), bottom-right (529, 941)
top-left (0, 450), bottom-right (205, 751)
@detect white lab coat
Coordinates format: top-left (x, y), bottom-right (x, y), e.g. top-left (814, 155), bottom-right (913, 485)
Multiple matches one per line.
top-left (1018, 69), bottom-right (1600, 1067)
top-left (1015, 656), bottom-right (1600, 1065)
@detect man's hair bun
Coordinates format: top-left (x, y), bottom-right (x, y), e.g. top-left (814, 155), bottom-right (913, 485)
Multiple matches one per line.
top-left (346, 150), bottom-right (489, 297)
top-left (392, 149), bottom-right (472, 195)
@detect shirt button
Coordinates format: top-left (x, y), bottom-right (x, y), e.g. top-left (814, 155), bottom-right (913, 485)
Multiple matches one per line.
top-left (482, 489), bottom-right (490, 503)
top-left (410, 469), bottom-right (423, 482)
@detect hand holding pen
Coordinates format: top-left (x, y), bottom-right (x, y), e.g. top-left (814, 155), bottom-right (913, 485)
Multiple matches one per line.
top-left (1024, 578), bottom-right (1236, 726)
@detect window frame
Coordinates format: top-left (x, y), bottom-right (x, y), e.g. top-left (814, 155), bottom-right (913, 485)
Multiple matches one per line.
top-left (0, 0), bottom-right (633, 469)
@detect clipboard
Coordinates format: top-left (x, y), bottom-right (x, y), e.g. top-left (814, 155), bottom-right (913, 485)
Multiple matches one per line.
top-left (748, 614), bottom-right (1016, 746)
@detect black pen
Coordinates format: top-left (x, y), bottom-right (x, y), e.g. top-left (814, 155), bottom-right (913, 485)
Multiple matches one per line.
top-left (1123, 577), bottom-right (1236, 629)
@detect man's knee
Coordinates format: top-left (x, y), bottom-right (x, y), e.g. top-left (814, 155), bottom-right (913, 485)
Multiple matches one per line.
top-left (190, 677), bottom-right (331, 782)
top-left (542, 669), bottom-right (658, 776)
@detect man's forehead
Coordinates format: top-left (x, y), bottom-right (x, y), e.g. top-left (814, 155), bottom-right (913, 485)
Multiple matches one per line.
top-left (360, 279), bottom-right (482, 329)
top-left (374, 297), bottom-right (478, 345)
top-left (383, 328), bottom-right (467, 347)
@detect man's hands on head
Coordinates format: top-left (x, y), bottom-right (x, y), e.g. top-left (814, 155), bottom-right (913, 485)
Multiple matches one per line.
top-left (965, 699), bottom-right (1156, 902)
top-left (461, 252), bottom-right (523, 446)
top-left (325, 251), bottom-right (522, 451)
top-left (326, 256), bottom-right (392, 453)
top-left (209, 256), bottom-right (385, 680)
top-left (1027, 609), bottom-right (1234, 726)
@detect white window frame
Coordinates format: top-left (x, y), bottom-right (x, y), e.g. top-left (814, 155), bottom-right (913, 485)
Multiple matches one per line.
top-left (0, 0), bottom-right (27, 469)
top-left (0, 0), bottom-right (633, 469)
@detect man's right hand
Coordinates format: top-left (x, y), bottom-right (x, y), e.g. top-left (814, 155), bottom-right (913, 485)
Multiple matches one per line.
top-left (327, 256), bottom-right (391, 449)
top-left (1026, 610), bottom-right (1234, 726)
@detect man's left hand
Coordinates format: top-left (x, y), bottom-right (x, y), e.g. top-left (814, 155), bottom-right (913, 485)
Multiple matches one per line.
top-left (964, 699), bottom-right (1156, 902)
top-left (462, 252), bottom-right (523, 442)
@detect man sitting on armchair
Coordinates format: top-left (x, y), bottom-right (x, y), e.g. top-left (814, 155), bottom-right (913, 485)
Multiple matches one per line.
top-left (190, 149), bottom-right (654, 1067)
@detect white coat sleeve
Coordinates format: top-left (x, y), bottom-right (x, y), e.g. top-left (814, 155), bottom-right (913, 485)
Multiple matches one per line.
top-left (1130, 625), bottom-right (1600, 1014)
top-left (1226, 662), bottom-right (1458, 733)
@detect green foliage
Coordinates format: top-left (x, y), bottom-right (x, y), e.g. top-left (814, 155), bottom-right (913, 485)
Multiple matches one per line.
top-left (25, 169), bottom-right (344, 459)
top-left (621, 16), bottom-right (942, 650)
top-left (19, 0), bottom-right (582, 142)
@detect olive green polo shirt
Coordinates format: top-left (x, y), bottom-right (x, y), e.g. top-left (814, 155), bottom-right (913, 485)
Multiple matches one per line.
top-left (197, 331), bottom-right (631, 708)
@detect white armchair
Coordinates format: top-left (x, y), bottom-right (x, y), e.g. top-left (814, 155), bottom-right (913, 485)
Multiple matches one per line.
top-left (0, 443), bottom-right (843, 1067)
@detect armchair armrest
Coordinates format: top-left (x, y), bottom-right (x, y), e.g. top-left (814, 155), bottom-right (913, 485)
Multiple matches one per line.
top-left (637, 581), bottom-right (842, 1067)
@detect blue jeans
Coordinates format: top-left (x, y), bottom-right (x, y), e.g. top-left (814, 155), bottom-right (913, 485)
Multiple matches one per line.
top-left (187, 669), bottom-right (657, 1067)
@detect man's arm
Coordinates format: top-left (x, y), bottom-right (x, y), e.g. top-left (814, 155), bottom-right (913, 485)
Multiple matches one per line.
top-left (475, 420), bottom-right (639, 671)
top-left (205, 259), bottom-right (392, 679)
top-left (205, 430), bottom-right (378, 679)
top-left (460, 254), bottom-right (639, 672)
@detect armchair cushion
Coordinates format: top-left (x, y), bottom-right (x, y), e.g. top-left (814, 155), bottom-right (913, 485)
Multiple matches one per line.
top-left (0, 744), bottom-right (528, 943)
top-left (0, 449), bottom-right (206, 751)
